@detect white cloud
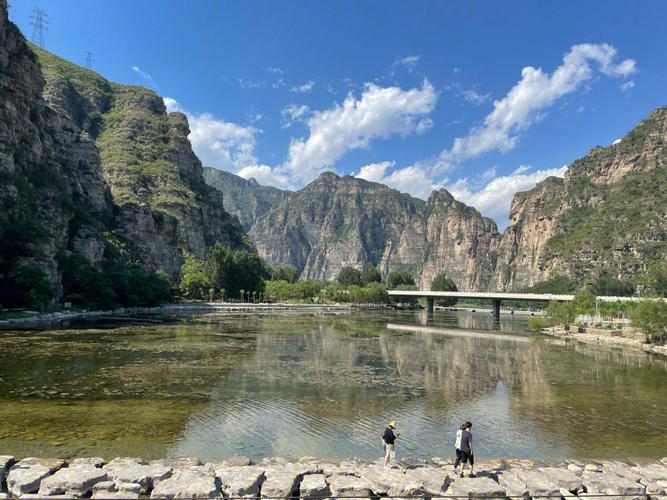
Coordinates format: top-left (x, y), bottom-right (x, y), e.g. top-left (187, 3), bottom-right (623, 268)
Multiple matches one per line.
top-left (447, 165), bottom-right (568, 227)
top-left (238, 78), bottom-right (265, 89)
top-left (612, 138), bottom-right (622, 145)
top-left (272, 78), bottom-right (287, 89)
top-left (164, 97), bottom-right (260, 173)
top-left (511, 164), bottom-right (531, 175)
top-left (290, 80), bottom-right (315, 93)
top-left (462, 89), bottom-right (491, 105)
top-left (620, 80), bottom-right (635, 92)
top-left (355, 161), bottom-right (395, 182)
top-left (282, 79), bottom-right (437, 184)
top-left (266, 66), bottom-right (284, 74)
top-left (237, 164), bottom-right (292, 189)
top-left (132, 65), bottom-right (157, 87)
top-left (393, 55), bottom-right (421, 72)
top-left (280, 104), bottom-right (310, 128)
top-left (434, 43), bottom-right (636, 171)
top-left (480, 166), bottom-right (497, 180)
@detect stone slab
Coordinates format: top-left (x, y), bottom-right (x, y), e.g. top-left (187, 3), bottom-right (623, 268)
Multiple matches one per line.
top-left (445, 476), bottom-right (505, 498)
top-left (327, 474), bottom-right (374, 498)
top-left (151, 470), bottom-right (220, 498)
top-left (217, 466), bottom-right (265, 497)
top-left (299, 473), bottom-right (329, 498)
top-left (38, 465), bottom-right (108, 496)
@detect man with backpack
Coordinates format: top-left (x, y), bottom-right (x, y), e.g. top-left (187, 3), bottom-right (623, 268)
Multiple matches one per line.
top-left (381, 420), bottom-right (399, 467)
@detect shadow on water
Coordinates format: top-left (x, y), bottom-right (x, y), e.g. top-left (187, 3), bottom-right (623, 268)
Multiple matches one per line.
top-left (0, 309), bottom-right (666, 460)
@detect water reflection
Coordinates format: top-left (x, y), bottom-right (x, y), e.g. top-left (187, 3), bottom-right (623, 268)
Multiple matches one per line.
top-left (0, 311), bottom-right (666, 460)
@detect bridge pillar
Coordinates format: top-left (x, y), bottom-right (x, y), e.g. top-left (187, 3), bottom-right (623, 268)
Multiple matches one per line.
top-left (492, 299), bottom-right (501, 321)
top-left (426, 297), bottom-right (435, 314)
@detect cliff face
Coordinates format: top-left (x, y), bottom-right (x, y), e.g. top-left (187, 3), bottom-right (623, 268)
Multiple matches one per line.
top-left (495, 107), bottom-right (667, 289)
top-left (203, 167), bottom-right (291, 231)
top-left (250, 173), bottom-right (500, 289)
top-left (0, 2), bottom-right (111, 299)
top-left (420, 190), bottom-right (500, 290)
top-left (0, 0), bottom-right (249, 303)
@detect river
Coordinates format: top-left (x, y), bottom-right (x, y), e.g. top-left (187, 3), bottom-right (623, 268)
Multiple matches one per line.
top-left (1, 310), bottom-right (666, 461)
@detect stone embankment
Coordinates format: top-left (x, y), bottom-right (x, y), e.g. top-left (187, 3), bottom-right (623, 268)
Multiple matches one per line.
top-left (2, 455), bottom-right (667, 499)
top-left (543, 327), bottom-right (667, 358)
top-left (0, 303), bottom-right (380, 329)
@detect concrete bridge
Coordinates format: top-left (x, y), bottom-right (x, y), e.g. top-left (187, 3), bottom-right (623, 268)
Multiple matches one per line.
top-left (387, 290), bottom-right (641, 320)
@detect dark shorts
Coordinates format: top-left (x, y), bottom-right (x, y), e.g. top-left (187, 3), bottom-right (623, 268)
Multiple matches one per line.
top-left (458, 450), bottom-right (473, 464)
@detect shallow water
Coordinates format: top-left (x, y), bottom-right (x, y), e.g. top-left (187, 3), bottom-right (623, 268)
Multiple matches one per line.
top-left (1, 310), bottom-right (666, 461)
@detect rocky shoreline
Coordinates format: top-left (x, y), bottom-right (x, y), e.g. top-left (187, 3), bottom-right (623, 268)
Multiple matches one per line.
top-left (542, 327), bottom-right (667, 359)
top-left (1, 455), bottom-right (666, 499)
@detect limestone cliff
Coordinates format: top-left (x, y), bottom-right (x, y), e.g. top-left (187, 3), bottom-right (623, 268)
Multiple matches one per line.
top-left (250, 173), bottom-right (500, 289)
top-left (0, 0), bottom-right (249, 304)
top-left (495, 106), bottom-right (667, 289)
top-left (420, 190), bottom-right (499, 290)
top-left (203, 167), bottom-right (291, 231)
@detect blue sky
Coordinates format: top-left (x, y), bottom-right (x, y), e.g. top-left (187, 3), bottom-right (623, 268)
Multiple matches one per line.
top-left (10, 1), bottom-right (667, 227)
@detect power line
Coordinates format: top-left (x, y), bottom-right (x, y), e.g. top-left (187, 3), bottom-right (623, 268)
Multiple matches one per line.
top-left (29, 7), bottom-right (48, 48)
top-left (85, 51), bottom-right (93, 69)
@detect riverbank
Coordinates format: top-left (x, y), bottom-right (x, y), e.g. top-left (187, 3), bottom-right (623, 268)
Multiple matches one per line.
top-left (542, 326), bottom-right (667, 358)
top-left (1, 455), bottom-right (666, 498)
top-left (0, 302), bottom-right (387, 329)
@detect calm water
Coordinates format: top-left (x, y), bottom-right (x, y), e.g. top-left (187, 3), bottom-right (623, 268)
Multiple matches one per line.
top-left (1, 310), bottom-right (666, 461)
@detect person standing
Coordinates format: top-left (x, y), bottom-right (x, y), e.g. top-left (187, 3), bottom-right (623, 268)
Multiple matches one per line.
top-left (453, 423), bottom-right (466, 475)
top-left (458, 421), bottom-right (475, 477)
top-left (381, 420), bottom-right (399, 467)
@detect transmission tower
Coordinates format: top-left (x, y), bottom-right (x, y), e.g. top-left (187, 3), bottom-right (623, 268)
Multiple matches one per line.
top-left (85, 51), bottom-right (93, 69)
top-left (29, 7), bottom-right (48, 48)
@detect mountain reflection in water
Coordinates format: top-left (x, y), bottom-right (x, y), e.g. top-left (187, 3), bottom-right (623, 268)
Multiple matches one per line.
top-left (0, 311), bottom-right (666, 460)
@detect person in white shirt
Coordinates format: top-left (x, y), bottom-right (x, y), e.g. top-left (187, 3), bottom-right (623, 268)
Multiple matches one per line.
top-left (453, 423), bottom-right (466, 475)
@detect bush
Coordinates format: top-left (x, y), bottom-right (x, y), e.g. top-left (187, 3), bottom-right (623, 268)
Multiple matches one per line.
top-left (337, 266), bottom-right (364, 287)
top-left (271, 265), bottom-right (298, 283)
top-left (360, 264), bottom-right (382, 285)
top-left (431, 273), bottom-right (458, 307)
top-left (528, 316), bottom-right (550, 331)
top-left (264, 280), bottom-right (322, 302)
top-left (630, 299), bottom-right (667, 344)
top-left (0, 264), bottom-right (52, 310)
top-left (386, 270), bottom-right (415, 289)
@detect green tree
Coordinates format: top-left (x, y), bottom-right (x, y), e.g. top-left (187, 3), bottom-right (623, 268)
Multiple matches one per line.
top-left (630, 299), bottom-right (667, 344)
top-left (431, 273), bottom-right (458, 307)
top-left (360, 264), bottom-right (382, 285)
top-left (645, 262), bottom-right (667, 298)
top-left (5, 264), bottom-right (52, 310)
top-left (179, 254), bottom-right (209, 300)
top-left (386, 270), bottom-right (415, 289)
top-left (572, 292), bottom-right (596, 315)
top-left (546, 300), bottom-right (576, 329)
top-left (337, 266), bottom-right (364, 286)
top-left (589, 271), bottom-right (635, 297)
top-left (204, 244), bottom-right (269, 299)
top-left (271, 265), bottom-right (298, 283)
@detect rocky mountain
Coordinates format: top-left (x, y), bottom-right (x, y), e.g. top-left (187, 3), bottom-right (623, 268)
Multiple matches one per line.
top-left (203, 167), bottom-right (291, 231)
top-left (248, 106), bottom-right (667, 291)
top-left (495, 106), bottom-right (667, 290)
top-left (249, 173), bottom-right (500, 288)
top-left (0, 1), bottom-right (248, 304)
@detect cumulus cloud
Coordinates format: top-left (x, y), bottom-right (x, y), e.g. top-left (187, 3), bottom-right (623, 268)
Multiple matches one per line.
top-left (164, 97), bottom-right (260, 173)
top-left (393, 55), bottom-right (421, 72)
top-left (237, 164), bottom-right (292, 189)
top-left (434, 43), bottom-right (636, 171)
top-left (280, 104), bottom-right (310, 128)
top-left (447, 165), bottom-right (568, 227)
top-left (355, 161), bottom-right (395, 182)
top-left (132, 65), bottom-right (157, 87)
top-left (290, 80), bottom-right (315, 93)
top-left (355, 162), bottom-right (442, 199)
top-left (282, 79), bottom-right (437, 184)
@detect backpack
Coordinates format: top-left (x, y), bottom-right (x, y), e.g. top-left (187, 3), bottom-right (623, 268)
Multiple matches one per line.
top-left (382, 427), bottom-right (396, 444)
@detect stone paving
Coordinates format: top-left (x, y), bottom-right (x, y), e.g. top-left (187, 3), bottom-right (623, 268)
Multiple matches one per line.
top-left (1, 455), bottom-right (666, 498)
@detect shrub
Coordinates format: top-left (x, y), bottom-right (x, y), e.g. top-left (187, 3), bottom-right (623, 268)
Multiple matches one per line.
top-left (431, 273), bottom-right (458, 307)
top-left (271, 265), bottom-right (298, 283)
top-left (386, 270), bottom-right (415, 289)
top-left (337, 266), bottom-right (364, 287)
top-left (630, 299), bottom-right (667, 344)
